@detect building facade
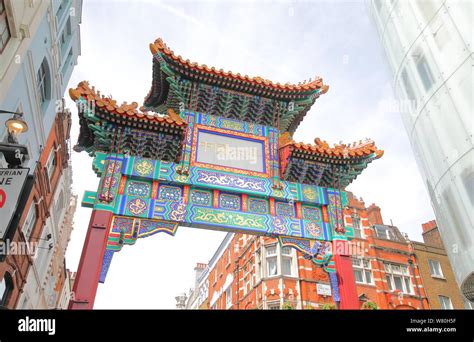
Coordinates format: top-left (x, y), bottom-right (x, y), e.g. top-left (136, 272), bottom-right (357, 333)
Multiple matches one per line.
top-left (0, 0), bottom-right (82, 309)
top-left (366, 0), bottom-right (473, 301)
top-left (411, 220), bottom-right (468, 309)
top-left (181, 192), bottom-right (466, 310)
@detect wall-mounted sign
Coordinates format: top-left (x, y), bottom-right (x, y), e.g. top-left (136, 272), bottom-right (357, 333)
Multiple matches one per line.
top-left (0, 168), bottom-right (29, 240)
top-left (316, 283), bottom-right (332, 296)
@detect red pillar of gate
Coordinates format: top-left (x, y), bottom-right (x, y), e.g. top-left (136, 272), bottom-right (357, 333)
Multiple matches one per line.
top-left (333, 240), bottom-right (359, 309)
top-left (69, 210), bottom-right (113, 310)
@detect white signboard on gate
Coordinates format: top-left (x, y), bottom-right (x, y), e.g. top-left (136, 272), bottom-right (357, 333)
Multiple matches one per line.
top-left (0, 168), bottom-right (29, 240)
top-left (316, 283), bottom-right (332, 296)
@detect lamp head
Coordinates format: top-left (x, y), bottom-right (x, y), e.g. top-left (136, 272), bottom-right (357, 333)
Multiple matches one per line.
top-left (5, 114), bottom-right (28, 135)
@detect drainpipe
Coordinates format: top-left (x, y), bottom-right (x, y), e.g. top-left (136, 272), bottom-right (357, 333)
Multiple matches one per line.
top-left (408, 253), bottom-right (425, 309)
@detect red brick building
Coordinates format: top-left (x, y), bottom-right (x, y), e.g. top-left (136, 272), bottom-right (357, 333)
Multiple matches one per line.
top-left (189, 192), bottom-right (465, 310)
top-left (0, 111), bottom-right (73, 309)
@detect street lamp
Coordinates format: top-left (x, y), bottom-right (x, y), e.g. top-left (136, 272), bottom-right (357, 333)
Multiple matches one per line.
top-left (0, 110), bottom-right (29, 167)
top-left (0, 110), bottom-right (28, 143)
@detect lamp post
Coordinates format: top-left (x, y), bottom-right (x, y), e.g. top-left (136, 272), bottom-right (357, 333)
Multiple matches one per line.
top-left (0, 110), bottom-right (29, 168)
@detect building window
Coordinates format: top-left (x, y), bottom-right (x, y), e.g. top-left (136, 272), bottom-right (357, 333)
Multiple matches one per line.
top-left (267, 302), bottom-right (280, 310)
top-left (266, 245), bottom-right (278, 277)
top-left (439, 296), bottom-right (453, 310)
top-left (0, 273), bottom-right (13, 307)
top-left (384, 263), bottom-right (413, 294)
top-left (225, 287), bottom-right (232, 309)
top-left (375, 225), bottom-right (396, 240)
top-left (22, 204), bottom-right (37, 240)
top-left (281, 247), bottom-right (293, 276)
top-left (36, 58), bottom-right (51, 107)
top-left (428, 260), bottom-right (444, 278)
top-left (45, 149), bottom-right (57, 183)
top-left (401, 68), bottom-right (416, 102)
top-left (352, 214), bottom-right (362, 238)
top-left (0, 0), bottom-right (10, 53)
top-left (242, 261), bottom-right (253, 296)
top-left (264, 245), bottom-right (295, 278)
top-left (352, 257), bottom-right (373, 285)
top-left (416, 54), bottom-right (435, 91)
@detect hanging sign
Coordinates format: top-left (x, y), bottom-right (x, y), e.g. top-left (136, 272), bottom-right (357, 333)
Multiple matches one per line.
top-left (0, 168), bottom-right (29, 240)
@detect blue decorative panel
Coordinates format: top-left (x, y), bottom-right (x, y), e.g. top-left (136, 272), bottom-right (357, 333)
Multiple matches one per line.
top-left (158, 185), bottom-right (182, 201)
top-left (126, 198), bottom-right (148, 217)
top-left (303, 221), bottom-right (323, 239)
top-left (302, 206), bottom-right (321, 222)
top-left (219, 193), bottom-right (241, 211)
top-left (248, 198), bottom-right (268, 214)
top-left (132, 157), bottom-right (155, 178)
top-left (126, 181), bottom-right (151, 198)
top-left (194, 169), bottom-right (266, 193)
top-left (190, 190), bottom-right (212, 206)
top-left (111, 217), bottom-right (135, 234)
top-left (275, 201), bottom-right (295, 217)
top-left (329, 272), bottom-right (340, 301)
top-left (99, 249), bottom-right (114, 283)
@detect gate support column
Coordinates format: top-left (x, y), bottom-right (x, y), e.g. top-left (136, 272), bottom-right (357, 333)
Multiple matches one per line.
top-left (333, 240), bottom-right (359, 309)
top-left (69, 210), bottom-right (113, 310)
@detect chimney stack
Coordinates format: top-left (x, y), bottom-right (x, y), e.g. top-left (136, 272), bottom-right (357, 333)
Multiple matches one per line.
top-left (421, 220), bottom-right (444, 249)
top-left (367, 203), bottom-right (383, 225)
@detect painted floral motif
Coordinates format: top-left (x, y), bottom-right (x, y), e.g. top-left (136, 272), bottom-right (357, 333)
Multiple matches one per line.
top-left (279, 237), bottom-right (327, 258)
top-left (158, 185), bottom-right (182, 201)
top-left (126, 181), bottom-right (151, 198)
top-left (101, 175), bottom-right (119, 190)
top-left (196, 170), bottom-right (265, 192)
top-left (170, 202), bottom-right (186, 222)
top-left (219, 193), bottom-right (241, 211)
top-left (275, 201), bottom-right (295, 217)
top-left (328, 192), bottom-right (345, 233)
top-left (127, 198), bottom-right (147, 215)
top-left (221, 119), bottom-right (244, 132)
top-left (105, 160), bottom-right (122, 174)
top-left (134, 158), bottom-right (154, 177)
top-left (302, 206), bottom-right (321, 222)
top-left (190, 190), bottom-right (211, 206)
top-left (175, 172), bottom-right (189, 183)
top-left (272, 217), bottom-right (288, 235)
top-left (248, 198), bottom-right (268, 214)
top-left (111, 217), bottom-right (135, 234)
top-left (193, 208), bottom-right (265, 230)
top-left (305, 222), bottom-right (322, 237)
top-left (138, 220), bottom-right (178, 237)
top-left (302, 186), bottom-right (317, 201)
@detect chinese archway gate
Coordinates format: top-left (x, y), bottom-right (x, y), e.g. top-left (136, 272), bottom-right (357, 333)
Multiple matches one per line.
top-left (68, 38), bottom-right (383, 309)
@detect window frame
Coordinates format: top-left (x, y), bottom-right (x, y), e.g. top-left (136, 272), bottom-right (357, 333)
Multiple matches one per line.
top-left (0, 0), bottom-right (11, 54)
top-left (22, 203), bottom-right (37, 240)
top-left (351, 214), bottom-right (362, 238)
top-left (352, 257), bottom-right (373, 285)
top-left (428, 259), bottom-right (444, 278)
top-left (439, 295), bottom-right (453, 310)
top-left (384, 262), bottom-right (413, 294)
top-left (45, 148), bottom-right (57, 183)
top-left (0, 272), bottom-right (13, 307)
top-left (225, 286), bottom-right (232, 309)
top-left (415, 54), bottom-right (435, 92)
top-left (263, 244), bottom-right (296, 278)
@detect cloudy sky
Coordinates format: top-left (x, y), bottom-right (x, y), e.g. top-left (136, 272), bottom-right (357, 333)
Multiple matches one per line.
top-left (64, 0), bottom-right (435, 309)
